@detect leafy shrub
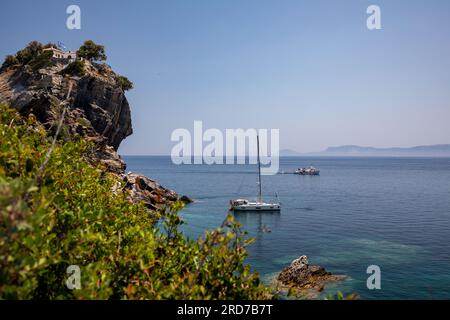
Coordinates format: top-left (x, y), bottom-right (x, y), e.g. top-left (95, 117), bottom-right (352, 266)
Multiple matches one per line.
top-left (115, 75), bottom-right (134, 91)
top-left (0, 105), bottom-right (268, 299)
top-left (60, 60), bottom-right (85, 77)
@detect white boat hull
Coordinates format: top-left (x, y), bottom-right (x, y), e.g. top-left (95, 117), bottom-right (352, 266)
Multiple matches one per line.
top-left (231, 201), bottom-right (281, 212)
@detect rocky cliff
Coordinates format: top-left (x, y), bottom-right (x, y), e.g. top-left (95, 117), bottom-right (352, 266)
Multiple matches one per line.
top-left (0, 52), bottom-right (189, 211)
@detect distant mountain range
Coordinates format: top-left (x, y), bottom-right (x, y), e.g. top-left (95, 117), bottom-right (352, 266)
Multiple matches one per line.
top-left (280, 144), bottom-right (450, 157)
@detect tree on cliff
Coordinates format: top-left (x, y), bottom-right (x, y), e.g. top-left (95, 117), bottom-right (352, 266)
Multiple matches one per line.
top-left (1, 41), bottom-right (57, 72)
top-left (0, 55), bottom-right (19, 70)
top-left (77, 40), bottom-right (107, 62)
top-left (115, 75), bottom-right (134, 91)
top-left (9, 41), bottom-right (43, 66)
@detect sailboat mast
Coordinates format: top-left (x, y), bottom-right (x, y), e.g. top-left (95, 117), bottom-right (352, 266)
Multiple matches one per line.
top-left (257, 135), bottom-right (262, 203)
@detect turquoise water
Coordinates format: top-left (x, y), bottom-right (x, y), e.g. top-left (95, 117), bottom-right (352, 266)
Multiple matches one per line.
top-left (124, 156), bottom-right (450, 299)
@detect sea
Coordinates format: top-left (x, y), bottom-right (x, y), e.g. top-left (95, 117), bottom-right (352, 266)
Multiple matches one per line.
top-left (123, 156), bottom-right (450, 299)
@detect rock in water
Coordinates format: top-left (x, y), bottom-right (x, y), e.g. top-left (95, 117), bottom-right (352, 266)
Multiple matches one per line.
top-left (123, 173), bottom-right (178, 210)
top-left (180, 195), bottom-right (194, 204)
top-left (276, 255), bottom-right (345, 299)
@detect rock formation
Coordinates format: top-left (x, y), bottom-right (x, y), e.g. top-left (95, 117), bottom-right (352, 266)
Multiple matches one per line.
top-left (0, 51), bottom-right (190, 211)
top-left (276, 255), bottom-right (345, 299)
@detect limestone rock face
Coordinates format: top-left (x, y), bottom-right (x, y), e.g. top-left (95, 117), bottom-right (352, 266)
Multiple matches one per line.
top-left (73, 76), bottom-right (132, 149)
top-left (0, 58), bottom-right (185, 211)
top-left (0, 63), bottom-right (132, 150)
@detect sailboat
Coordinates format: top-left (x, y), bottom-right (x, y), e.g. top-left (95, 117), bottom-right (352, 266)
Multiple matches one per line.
top-left (229, 135), bottom-right (281, 212)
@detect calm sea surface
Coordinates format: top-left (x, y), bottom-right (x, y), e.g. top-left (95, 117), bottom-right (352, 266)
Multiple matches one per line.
top-left (124, 156), bottom-right (450, 299)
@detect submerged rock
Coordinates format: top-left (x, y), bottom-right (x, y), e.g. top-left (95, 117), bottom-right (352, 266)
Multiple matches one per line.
top-left (276, 255), bottom-right (345, 299)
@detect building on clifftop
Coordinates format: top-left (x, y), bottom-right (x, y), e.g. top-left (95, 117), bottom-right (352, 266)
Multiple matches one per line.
top-left (43, 47), bottom-right (77, 62)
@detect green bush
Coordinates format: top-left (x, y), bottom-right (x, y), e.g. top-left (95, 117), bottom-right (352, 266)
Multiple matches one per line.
top-left (0, 105), bottom-right (268, 299)
top-left (115, 75), bottom-right (134, 91)
top-left (60, 60), bottom-right (85, 77)
top-left (29, 51), bottom-right (54, 71)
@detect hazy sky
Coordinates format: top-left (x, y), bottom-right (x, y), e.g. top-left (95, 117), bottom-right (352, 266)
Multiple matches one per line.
top-left (1, 0), bottom-right (450, 154)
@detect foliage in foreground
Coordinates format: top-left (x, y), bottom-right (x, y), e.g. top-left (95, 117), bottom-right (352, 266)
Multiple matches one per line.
top-left (324, 291), bottom-right (360, 300)
top-left (0, 105), bottom-right (268, 299)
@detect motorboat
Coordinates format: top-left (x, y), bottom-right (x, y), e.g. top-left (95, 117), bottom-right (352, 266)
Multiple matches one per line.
top-left (295, 166), bottom-right (320, 175)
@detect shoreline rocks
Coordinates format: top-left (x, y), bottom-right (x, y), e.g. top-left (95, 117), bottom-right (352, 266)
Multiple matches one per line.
top-left (276, 255), bottom-right (346, 299)
top-left (123, 173), bottom-right (178, 211)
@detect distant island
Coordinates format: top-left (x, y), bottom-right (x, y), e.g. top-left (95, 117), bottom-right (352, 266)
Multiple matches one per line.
top-left (280, 144), bottom-right (450, 157)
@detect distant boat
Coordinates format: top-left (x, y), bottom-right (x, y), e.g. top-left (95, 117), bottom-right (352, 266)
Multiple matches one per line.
top-left (230, 136), bottom-right (281, 212)
top-left (294, 166), bottom-right (320, 175)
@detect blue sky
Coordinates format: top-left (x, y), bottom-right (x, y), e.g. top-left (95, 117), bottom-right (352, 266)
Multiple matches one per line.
top-left (1, 0), bottom-right (450, 154)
